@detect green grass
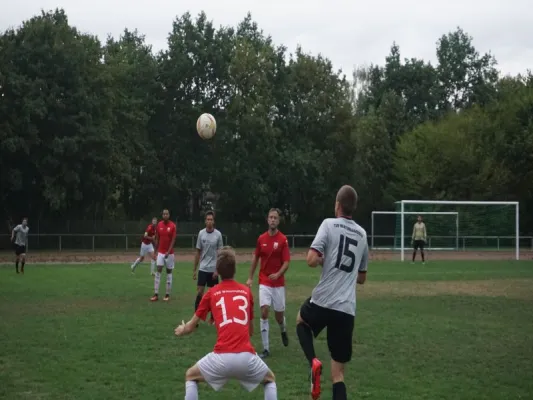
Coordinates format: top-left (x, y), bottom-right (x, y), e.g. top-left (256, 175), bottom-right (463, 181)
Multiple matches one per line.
top-left (1, 260), bottom-right (533, 399)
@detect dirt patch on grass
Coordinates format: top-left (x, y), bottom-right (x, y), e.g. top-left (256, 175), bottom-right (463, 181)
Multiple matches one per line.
top-left (1, 248), bottom-right (530, 264)
top-left (358, 279), bottom-right (533, 300)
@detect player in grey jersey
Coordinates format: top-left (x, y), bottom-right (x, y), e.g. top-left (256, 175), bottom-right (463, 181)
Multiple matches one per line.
top-left (296, 185), bottom-right (368, 400)
top-left (193, 211), bottom-right (224, 324)
top-left (11, 218), bottom-right (30, 274)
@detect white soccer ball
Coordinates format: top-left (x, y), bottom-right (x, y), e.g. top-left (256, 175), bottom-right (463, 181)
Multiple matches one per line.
top-left (196, 113), bottom-right (216, 140)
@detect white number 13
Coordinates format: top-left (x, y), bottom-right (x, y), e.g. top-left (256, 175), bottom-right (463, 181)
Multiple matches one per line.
top-left (216, 295), bottom-right (249, 327)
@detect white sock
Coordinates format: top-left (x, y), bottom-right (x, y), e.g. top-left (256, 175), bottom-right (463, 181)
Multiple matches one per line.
top-left (154, 272), bottom-right (161, 294)
top-left (264, 382), bottom-right (277, 400)
top-left (279, 316), bottom-right (286, 332)
top-left (150, 259), bottom-right (156, 274)
top-left (166, 274), bottom-right (173, 295)
top-left (260, 318), bottom-right (270, 352)
top-left (132, 257), bottom-right (141, 268)
top-left (185, 380), bottom-right (198, 400)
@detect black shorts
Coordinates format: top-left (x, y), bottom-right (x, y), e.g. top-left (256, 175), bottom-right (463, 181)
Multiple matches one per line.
top-left (197, 270), bottom-right (219, 288)
top-left (299, 297), bottom-right (355, 363)
top-left (413, 240), bottom-right (425, 250)
top-left (14, 244), bottom-right (26, 256)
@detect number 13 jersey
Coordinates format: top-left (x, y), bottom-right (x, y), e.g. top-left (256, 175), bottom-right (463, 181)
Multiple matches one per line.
top-left (196, 280), bottom-right (256, 354)
top-left (309, 217), bottom-right (369, 316)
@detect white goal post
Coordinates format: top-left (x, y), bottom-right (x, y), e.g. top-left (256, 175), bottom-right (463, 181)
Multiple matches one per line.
top-left (371, 211), bottom-right (459, 251)
top-left (398, 200), bottom-right (520, 261)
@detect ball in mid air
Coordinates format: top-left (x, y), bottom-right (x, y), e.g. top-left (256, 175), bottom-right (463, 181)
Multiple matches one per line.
top-left (196, 113), bottom-right (216, 140)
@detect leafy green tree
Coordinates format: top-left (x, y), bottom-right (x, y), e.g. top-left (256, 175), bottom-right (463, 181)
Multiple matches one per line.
top-left (103, 29), bottom-right (161, 218)
top-left (0, 9), bottom-right (116, 221)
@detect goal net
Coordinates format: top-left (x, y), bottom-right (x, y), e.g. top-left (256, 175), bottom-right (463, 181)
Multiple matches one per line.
top-left (371, 211), bottom-right (459, 251)
top-left (393, 200), bottom-right (520, 261)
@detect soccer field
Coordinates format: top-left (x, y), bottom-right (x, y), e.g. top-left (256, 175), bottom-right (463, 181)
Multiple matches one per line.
top-left (1, 260), bottom-right (533, 400)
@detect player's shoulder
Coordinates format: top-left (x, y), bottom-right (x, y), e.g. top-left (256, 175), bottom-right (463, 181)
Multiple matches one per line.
top-left (214, 228), bottom-right (222, 235)
top-left (258, 231), bottom-right (269, 241)
top-left (198, 227), bottom-right (207, 235)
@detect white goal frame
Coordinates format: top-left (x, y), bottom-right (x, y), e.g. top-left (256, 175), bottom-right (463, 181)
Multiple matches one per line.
top-left (371, 211), bottom-right (459, 251)
top-left (398, 200), bottom-right (520, 261)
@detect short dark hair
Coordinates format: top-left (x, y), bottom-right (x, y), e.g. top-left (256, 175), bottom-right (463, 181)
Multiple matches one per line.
top-left (205, 211), bottom-right (215, 219)
top-left (336, 185), bottom-right (358, 216)
top-left (216, 246), bottom-right (236, 280)
top-left (268, 208), bottom-right (281, 217)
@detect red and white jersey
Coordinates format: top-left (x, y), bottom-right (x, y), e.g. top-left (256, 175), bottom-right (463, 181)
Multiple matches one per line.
top-left (254, 231), bottom-right (290, 288)
top-left (141, 224), bottom-right (156, 245)
top-left (196, 280), bottom-right (256, 354)
top-left (156, 220), bottom-right (176, 254)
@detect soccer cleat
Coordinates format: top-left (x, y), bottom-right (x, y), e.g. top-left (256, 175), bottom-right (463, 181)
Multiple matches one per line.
top-left (130, 265), bottom-right (136, 274)
top-left (259, 349), bottom-right (270, 359)
top-left (310, 357), bottom-right (322, 400)
top-left (281, 331), bottom-right (289, 347)
top-left (150, 294), bottom-right (158, 302)
top-left (163, 294), bottom-right (170, 302)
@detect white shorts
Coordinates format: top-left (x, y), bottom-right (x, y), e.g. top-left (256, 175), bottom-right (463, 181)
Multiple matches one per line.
top-left (197, 352), bottom-right (269, 392)
top-left (259, 284), bottom-right (286, 312)
top-left (139, 243), bottom-right (154, 257)
top-left (156, 252), bottom-right (175, 269)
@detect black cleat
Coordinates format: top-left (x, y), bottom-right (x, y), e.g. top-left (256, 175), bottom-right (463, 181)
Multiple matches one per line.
top-left (281, 331), bottom-right (289, 347)
top-left (259, 349), bottom-right (270, 359)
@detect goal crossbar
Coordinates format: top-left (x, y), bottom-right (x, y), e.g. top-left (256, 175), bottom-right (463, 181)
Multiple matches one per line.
top-left (397, 200), bottom-right (519, 261)
top-left (371, 211), bottom-right (459, 251)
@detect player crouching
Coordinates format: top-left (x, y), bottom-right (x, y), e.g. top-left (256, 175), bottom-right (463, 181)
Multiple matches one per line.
top-left (174, 246), bottom-right (278, 400)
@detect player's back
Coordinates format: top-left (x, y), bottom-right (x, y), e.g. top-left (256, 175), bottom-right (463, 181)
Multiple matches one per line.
top-left (207, 280), bottom-right (255, 354)
top-left (310, 217), bottom-right (368, 316)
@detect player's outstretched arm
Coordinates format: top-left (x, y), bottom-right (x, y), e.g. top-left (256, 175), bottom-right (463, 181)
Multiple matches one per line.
top-left (174, 315), bottom-right (201, 337)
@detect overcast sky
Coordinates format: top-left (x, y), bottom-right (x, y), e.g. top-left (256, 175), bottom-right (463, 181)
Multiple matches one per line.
top-left (1, 0), bottom-right (532, 77)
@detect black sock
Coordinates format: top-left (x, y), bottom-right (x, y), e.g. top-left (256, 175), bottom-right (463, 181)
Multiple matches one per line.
top-left (332, 382), bottom-right (347, 400)
top-left (421, 252), bottom-right (425, 262)
top-left (194, 293), bottom-right (202, 311)
top-left (296, 323), bottom-right (316, 367)
top-left (15, 261), bottom-right (19, 271)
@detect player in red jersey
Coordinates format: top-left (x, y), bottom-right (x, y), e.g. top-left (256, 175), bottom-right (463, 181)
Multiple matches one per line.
top-left (174, 246), bottom-right (278, 400)
top-left (150, 209), bottom-right (177, 302)
top-left (246, 208), bottom-right (290, 359)
top-left (131, 217), bottom-right (158, 275)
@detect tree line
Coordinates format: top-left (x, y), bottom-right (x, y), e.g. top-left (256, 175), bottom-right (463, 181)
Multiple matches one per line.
top-left (1, 9), bottom-right (532, 233)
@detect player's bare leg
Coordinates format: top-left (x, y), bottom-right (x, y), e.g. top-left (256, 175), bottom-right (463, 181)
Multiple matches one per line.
top-left (274, 311), bottom-right (289, 347)
top-left (259, 305), bottom-right (271, 358)
top-left (262, 369), bottom-right (278, 400)
top-left (164, 267), bottom-right (173, 301)
top-left (184, 364), bottom-right (205, 400)
top-left (296, 311), bottom-right (321, 400)
top-left (149, 253), bottom-right (156, 275)
top-left (150, 264), bottom-right (164, 301)
top-left (131, 255), bottom-right (145, 273)
top-left (20, 253), bottom-right (26, 274)
top-left (330, 360), bottom-right (347, 400)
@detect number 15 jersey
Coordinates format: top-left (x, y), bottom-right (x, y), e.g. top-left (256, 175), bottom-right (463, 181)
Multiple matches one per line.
top-left (309, 217), bottom-right (369, 316)
top-left (196, 279), bottom-right (256, 354)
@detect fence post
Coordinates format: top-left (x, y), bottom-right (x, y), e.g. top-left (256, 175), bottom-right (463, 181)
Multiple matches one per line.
top-left (59, 235), bottom-right (62, 252)
top-left (192, 235), bottom-right (194, 249)
top-left (497, 237), bottom-right (500, 250)
top-left (125, 235), bottom-right (128, 251)
top-left (462, 237), bottom-right (465, 251)
top-left (92, 235), bottom-right (95, 252)
top-left (291, 236), bottom-right (295, 249)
